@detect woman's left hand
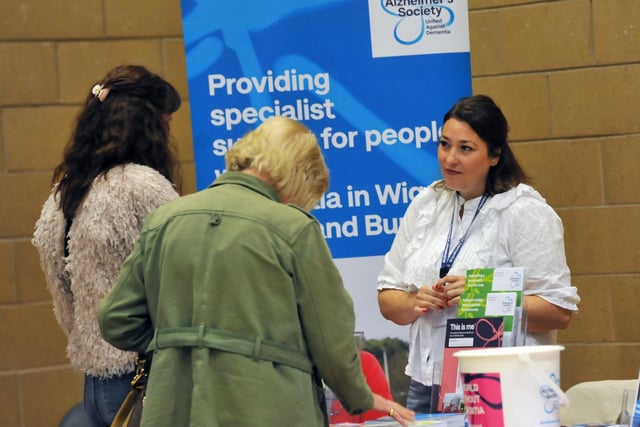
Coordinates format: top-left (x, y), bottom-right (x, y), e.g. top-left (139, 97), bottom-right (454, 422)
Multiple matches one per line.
top-left (372, 393), bottom-right (415, 426)
top-left (432, 274), bottom-right (466, 307)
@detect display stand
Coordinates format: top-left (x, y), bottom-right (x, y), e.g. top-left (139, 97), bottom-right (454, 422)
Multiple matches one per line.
top-left (631, 369), bottom-right (640, 427)
top-left (435, 267), bottom-right (526, 413)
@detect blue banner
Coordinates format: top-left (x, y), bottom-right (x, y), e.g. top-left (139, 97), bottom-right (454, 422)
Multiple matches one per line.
top-left (181, 0), bottom-right (471, 260)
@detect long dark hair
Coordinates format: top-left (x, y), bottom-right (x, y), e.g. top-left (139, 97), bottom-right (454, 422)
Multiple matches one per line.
top-left (443, 95), bottom-right (529, 195)
top-left (53, 65), bottom-right (181, 219)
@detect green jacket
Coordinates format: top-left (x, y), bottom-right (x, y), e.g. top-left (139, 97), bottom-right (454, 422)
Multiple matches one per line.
top-left (98, 172), bottom-right (373, 427)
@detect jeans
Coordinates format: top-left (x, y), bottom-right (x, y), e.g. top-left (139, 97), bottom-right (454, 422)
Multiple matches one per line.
top-left (405, 379), bottom-right (433, 413)
top-left (83, 372), bottom-right (135, 427)
top-left (59, 402), bottom-right (91, 427)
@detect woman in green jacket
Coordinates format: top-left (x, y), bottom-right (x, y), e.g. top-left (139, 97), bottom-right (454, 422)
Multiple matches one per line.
top-left (98, 116), bottom-right (414, 427)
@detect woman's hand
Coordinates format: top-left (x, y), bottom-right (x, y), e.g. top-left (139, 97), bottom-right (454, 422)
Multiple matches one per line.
top-left (432, 274), bottom-right (466, 307)
top-left (414, 282), bottom-right (448, 313)
top-left (378, 274), bottom-right (468, 324)
top-left (372, 393), bottom-right (415, 426)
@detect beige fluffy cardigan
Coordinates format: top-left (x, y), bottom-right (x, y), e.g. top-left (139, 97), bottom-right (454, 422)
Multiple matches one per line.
top-left (33, 164), bottom-right (179, 378)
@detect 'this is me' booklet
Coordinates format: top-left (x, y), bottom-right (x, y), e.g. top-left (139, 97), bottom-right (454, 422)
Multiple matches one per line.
top-left (437, 267), bottom-right (525, 413)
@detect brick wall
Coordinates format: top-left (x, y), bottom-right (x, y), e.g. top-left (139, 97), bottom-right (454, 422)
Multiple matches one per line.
top-left (467, 0), bottom-right (640, 388)
top-left (0, 1), bottom-right (195, 426)
top-left (0, 0), bottom-right (638, 425)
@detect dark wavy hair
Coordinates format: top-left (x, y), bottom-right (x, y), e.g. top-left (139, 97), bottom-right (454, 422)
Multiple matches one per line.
top-left (442, 95), bottom-right (529, 195)
top-left (53, 65), bottom-right (182, 219)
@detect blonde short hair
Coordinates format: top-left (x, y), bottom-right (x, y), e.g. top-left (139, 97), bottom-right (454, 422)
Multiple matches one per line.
top-left (225, 116), bottom-right (329, 211)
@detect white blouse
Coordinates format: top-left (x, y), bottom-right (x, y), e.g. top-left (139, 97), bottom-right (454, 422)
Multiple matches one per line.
top-left (377, 182), bottom-right (580, 386)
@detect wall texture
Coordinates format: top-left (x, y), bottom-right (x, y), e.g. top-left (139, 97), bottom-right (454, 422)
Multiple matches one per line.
top-left (0, 0), bottom-right (638, 425)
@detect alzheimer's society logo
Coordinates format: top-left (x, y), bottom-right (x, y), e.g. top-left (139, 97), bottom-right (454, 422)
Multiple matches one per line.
top-left (368, 0), bottom-right (470, 58)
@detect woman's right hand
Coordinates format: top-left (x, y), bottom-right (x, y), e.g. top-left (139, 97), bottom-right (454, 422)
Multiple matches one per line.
top-left (372, 393), bottom-right (415, 426)
top-left (414, 283), bottom-right (448, 313)
top-left (378, 287), bottom-right (447, 326)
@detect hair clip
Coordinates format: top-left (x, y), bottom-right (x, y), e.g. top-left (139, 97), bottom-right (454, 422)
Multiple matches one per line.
top-left (91, 84), bottom-right (110, 102)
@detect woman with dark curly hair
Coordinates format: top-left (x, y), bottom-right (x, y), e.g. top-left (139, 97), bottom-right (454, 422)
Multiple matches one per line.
top-left (33, 64), bottom-right (182, 427)
top-left (377, 95), bottom-right (580, 413)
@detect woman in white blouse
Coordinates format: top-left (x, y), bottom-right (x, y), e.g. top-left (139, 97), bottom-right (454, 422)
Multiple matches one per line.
top-left (377, 95), bottom-right (580, 413)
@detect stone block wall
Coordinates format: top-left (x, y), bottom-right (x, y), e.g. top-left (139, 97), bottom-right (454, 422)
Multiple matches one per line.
top-left (468, 0), bottom-right (640, 387)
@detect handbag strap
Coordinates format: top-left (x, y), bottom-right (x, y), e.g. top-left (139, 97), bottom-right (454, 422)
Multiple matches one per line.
top-left (110, 388), bottom-right (143, 427)
top-left (110, 354), bottom-right (148, 427)
top-left (130, 354), bottom-right (149, 390)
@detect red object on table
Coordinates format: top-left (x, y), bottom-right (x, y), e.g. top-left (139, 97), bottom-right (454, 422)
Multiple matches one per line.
top-left (330, 351), bottom-right (393, 424)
